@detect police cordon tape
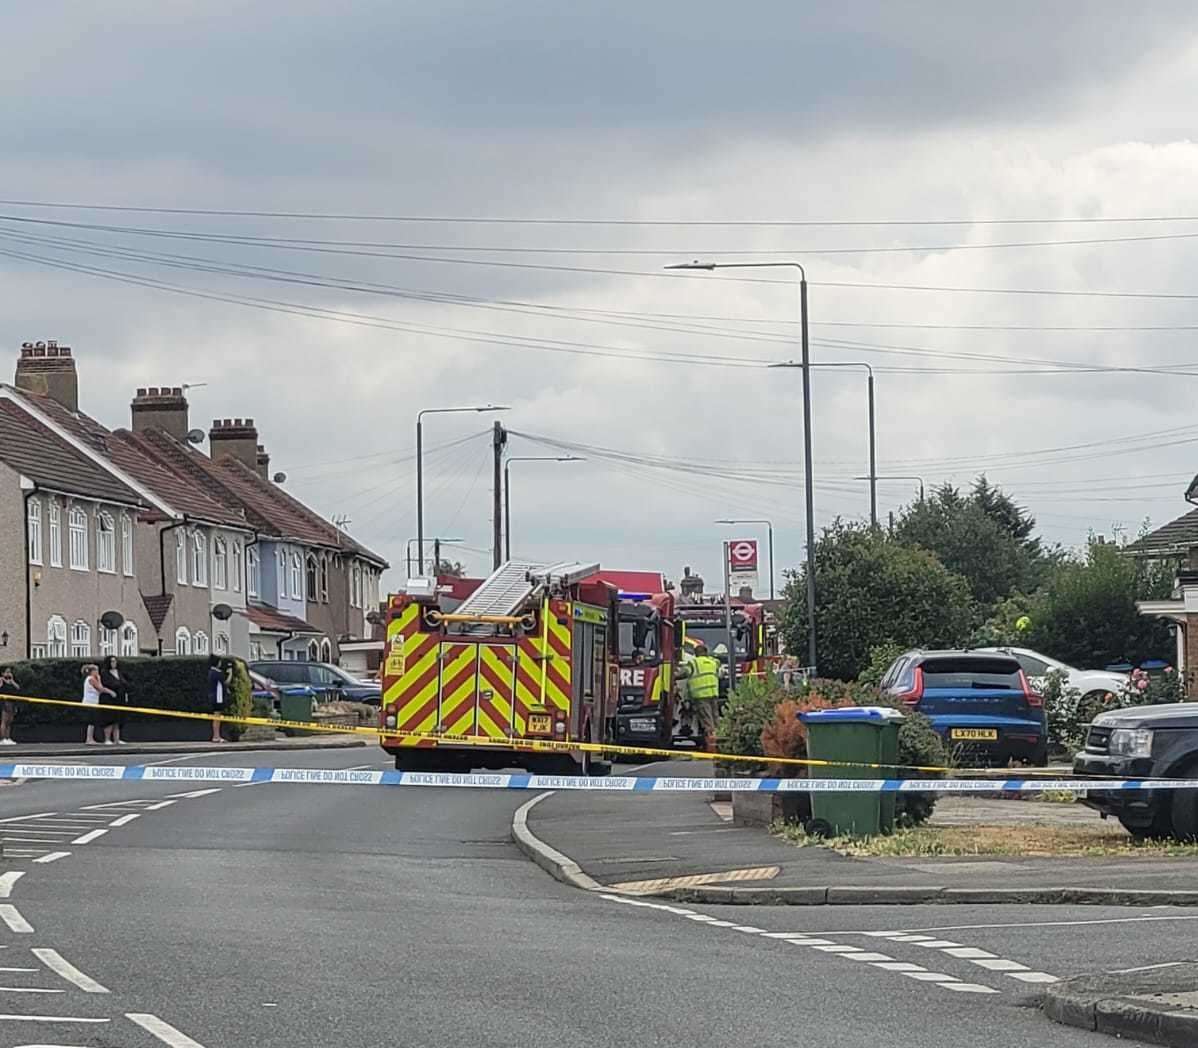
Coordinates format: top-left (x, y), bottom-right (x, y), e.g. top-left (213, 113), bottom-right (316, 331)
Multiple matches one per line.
top-left (3, 762), bottom-right (1198, 793)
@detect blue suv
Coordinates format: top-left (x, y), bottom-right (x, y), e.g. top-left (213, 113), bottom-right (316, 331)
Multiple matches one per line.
top-left (880, 650), bottom-right (1048, 766)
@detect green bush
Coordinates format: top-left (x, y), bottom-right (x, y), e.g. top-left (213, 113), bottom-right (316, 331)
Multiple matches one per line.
top-left (221, 658), bottom-right (253, 741)
top-left (857, 643), bottom-right (907, 688)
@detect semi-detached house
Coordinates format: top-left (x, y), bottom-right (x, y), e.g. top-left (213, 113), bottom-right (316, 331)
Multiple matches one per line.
top-left (3, 340), bottom-right (386, 663)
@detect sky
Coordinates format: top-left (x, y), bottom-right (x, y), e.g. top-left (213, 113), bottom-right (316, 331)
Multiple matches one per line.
top-left (5, 2), bottom-right (1198, 592)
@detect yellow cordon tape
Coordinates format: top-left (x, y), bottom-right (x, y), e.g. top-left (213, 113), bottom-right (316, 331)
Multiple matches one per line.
top-left (6, 692), bottom-right (1046, 777)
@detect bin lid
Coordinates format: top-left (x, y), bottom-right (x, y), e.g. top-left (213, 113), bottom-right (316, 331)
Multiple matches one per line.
top-left (799, 705), bottom-right (904, 724)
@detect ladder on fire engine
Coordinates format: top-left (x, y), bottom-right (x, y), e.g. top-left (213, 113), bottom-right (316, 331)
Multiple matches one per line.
top-left (453, 560), bottom-right (548, 622)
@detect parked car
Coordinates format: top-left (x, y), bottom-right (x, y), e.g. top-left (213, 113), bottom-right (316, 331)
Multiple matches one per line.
top-left (249, 670), bottom-right (318, 715)
top-left (1074, 703), bottom-right (1198, 839)
top-left (880, 649), bottom-right (1048, 765)
top-left (249, 661), bottom-right (382, 706)
top-left (976, 646), bottom-right (1127, 703)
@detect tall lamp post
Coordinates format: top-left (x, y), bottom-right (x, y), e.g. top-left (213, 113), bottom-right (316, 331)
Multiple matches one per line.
top-left (503, 455), bottom-right (584, 560)
top-left (416, 405), bottom-right (508, 573)
top-left (405, 536), bottom-right (463, 577)
top-left (715, 518), bottom-right (775, 600)
top-left (668, 259), bottom-right (817, 675)
top-left (869, 475), bottom-right (926, 503)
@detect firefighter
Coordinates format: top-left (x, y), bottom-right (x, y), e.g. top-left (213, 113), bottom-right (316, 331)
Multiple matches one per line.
top-left (680, 640), bottom-right (721, 751)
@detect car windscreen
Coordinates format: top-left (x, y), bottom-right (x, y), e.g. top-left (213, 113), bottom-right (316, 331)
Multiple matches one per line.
top-left (920, 657), bottom-right (1022, 689)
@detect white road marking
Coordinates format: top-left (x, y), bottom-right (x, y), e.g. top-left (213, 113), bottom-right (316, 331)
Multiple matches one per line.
top-left (0, 813), bottom-right (56, 824)
top-left (809, 945), bottom-right (863, 953)
top-left (943, 983), bottom-right (1001, 994)
top-left (0, 987), bottom-right (64, 994)
top-left (126, 1012), bottom-right (208, 1046)
top-left (232, 780), bottom-right (270, 788)
top-left (846, 952), bottom-right (895, 962)
top-left (1, 839), bottom-right (74, 846)
top-left (873, 962), bottom-right (927, 972)
top-left (903, 971), bottom-right (959, 982)
top-left (912, 940), bottom-right (961, 949)
top-left (730, 926), bottom-right (764, 933)
top-left (107, 814), bottom-right (139, 827)
top-left (787, 938), bottom-right (834, 946)
top-left (836, 914), bottom-right (1198, 936)
top-left (32, 853), bottom-right (70, 865)
top-left (1008, 971), bottom-right (1059, 984)
top-left (0, 968), bottom-right (37, 973)
top-left (144, 800), bottom-right (177, 811)
top-left (80, 800), bottom-right (155, 810)
top-left (972, 959), bottom-right (1030, 972)
top-left (0, 873), bottom-right (24, 899)
top-left (943, 947), bottom-right (998, 960)
top-left (165, 789), bottom-right (222, 799)
top-left (0, 1013), bottom-right (109, 1023)
top-left (144, 754), bottom-right (218, 766)
top-left (0, 906), bottom-right (33, 933)
top-left (761, 931), bottom-right (811, 939)
top-left (32, 951), bottom-right (109, 994)
top-left (69, 830), bottom-right (107, 845)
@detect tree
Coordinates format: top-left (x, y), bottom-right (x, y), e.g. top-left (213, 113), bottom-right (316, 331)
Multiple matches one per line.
top-left (1026, 538), bottom-right (1174, 670)
top-left (894, 477), bottom-right (1050, 609)
top-left (781, 520), bottom-right (974, 680)
top-left (434, 559), bottom-right (467, 578)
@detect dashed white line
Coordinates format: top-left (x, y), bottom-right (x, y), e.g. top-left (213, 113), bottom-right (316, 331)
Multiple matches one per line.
top-left (912, 940), bottom-right (961, 949)
top-left (903, 971), bottom-right (960, 982)
top-left (165, 789), bottom-right (222, 799)
top-left (108, 814), bottom-right (140, 827)
top-left (810, 945), bottom-right (863, 953)
top-left (0, 986), bottom-right (64, 994)
top-left (0, 906), bottom-right (33, 933)
top-left (33, 949), bottom-right (110, 994)
top-left (70, 829), bottom-right (108, 845)
top-left (943, 983), bottom-right (1001, 994)
top-left (0, 1012), bottom-right (109, 1023)
top-left (873, 962), bottom-right (927, 972)
top-left (1008, 971), bottom-right (1059, 984)
top-left (846, 952), bottom-right (895, 962)
top-left (0, 813), bottom-right (56, 824)
top-left (972, 959), bottom-right (1031, 972)
top-left (943, 947), bottom-right (998, 960)
top-left (32, 852), bottom-right (70, 864)
top-left (144, 800), bottom-right (177, 811)
top-left (127, 1011), bottom-right (208, 1046)
top-left (0, 967), bottom-right (37, 973)
top-left (0, 873), bottom-right (24, 899)
top-left (81, 800), bottom-right (155, 811)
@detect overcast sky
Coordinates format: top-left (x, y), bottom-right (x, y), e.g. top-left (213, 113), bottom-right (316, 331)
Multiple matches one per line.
top-left (6, 2), bottom-right (1198, 591)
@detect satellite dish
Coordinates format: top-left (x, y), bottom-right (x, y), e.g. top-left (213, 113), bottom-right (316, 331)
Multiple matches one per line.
top-left (272, 471), bottom-right (287, 483)
top-left (99, 610), bottom-right (124, 630)
top-left (186, 428), bottom-right (206, 445)
top-left (211, 603), bottom-right (233, 621)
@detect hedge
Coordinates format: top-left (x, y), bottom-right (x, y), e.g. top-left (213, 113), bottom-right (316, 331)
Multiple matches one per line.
top-left (4, 657), bottom-right (250, 743)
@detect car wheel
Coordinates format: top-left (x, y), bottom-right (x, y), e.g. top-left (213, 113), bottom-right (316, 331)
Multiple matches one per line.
top-left (1170, 762), bottom-right (1198, 841)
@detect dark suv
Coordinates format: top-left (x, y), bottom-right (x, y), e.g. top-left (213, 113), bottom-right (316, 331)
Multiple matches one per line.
top-left (249, 661), bottom-right (382, 706)
top-left (1074, 703), bottom-right (1198, 839)
top-left (880, 649), bottom-right (1048, 765)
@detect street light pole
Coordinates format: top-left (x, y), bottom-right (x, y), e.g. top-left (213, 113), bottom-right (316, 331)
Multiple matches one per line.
top-left (668, 259), bottom-right (817, 675)
top-left (406, 536), bottom-right (463, 577)
top-left (415, 405), bottom-right (509, 573)
top-left (715, 518), bottom-right (774, 600)
top-left (869, 475), bottom-right (926, 502)
top-left (503, 455), bottom-right (584, 560)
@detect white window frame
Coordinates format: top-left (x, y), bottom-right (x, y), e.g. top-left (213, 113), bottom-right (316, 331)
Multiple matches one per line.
top-left (176, 528), bottom-right (188, 585)
top-left (249, 639), bottom-right (263, 661)
top-left (351, 563), bottom-right (361, 608)
top-left (232, 542), bottom-right (243, 594)
top-left (191, 531), bottom-right (207, 587)
top-left (31, 644), bottom-right (47, 659)
top-left (120, 622), bottom-right (139, 656)
top-left (213, 537), bottom-right (228, 591)
top-left (247, 545), bottom-right (259, 598)
top-left (121, 513), bottom-right (134, 576)
top-left (48, 499), bottom-right (61, 567)
top-left (71, 620), bottom-right (91, 658)
top-left (96, 511), bottom-right (116, 574)
top-left (307, 639), bottom-right (320, 660)
top-left (194, 630), bottom-right (209, 655)
top-left (215, 633), bottom-right (229, 655)
top-left (320, 557), bottom-right (329, 603)
top-left (46, 615), bottom-right (67, 658)
top-left (99, 627), bottom-right (117, 657)
top-left (290, 552), bottom-right (302, 599)
top-left (175, 626), bottom-right (191, 655)
top-left (306, 555), bottom-right (318, 601)
top-left (277, 548), bottom-right (287, 602)
top-left (68, 505), bottom-right (88, 571)
top-left (320, 638), bottom-right (332, 662)
top-left (27, 497), bottom-right (42, 566)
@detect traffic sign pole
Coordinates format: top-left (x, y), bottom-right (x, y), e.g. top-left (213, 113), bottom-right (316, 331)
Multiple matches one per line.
top-left (723, 540), bottom-right (737, 693)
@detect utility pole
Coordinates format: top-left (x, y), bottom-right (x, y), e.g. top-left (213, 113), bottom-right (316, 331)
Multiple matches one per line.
top-left (433, 537), bottom-right (442, 577)
top-left (722, 540), bottom-right (737, 693)
top-left (492, 421), bottom-right (507, 570)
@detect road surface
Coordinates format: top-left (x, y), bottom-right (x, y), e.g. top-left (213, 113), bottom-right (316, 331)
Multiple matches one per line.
top-left (0, 747), bottom-right (1189, 1046)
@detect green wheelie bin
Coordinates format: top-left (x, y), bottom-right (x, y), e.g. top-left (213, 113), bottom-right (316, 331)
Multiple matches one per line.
top-left (799, 706), bottom-right (904, 837)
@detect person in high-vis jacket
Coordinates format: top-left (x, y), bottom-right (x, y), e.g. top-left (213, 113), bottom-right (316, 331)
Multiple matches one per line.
top-left (679, 640), bottom-right (721, 751)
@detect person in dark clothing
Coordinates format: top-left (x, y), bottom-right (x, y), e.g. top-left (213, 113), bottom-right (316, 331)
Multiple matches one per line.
top-left (0, 667), bottom-right (20, 745)
top-left (208, 655), bottom-right (228, 743)
top-left (100, 655), bottom-right (129, 745)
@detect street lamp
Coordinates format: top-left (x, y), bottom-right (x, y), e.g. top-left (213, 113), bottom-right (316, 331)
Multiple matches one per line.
top-left (868, 475), bottom-right (926, 503)
top-left (504, 456), bottom-right (584, 560)
top-left (405, 536), bottom-right (463, 577)
top-left (668, 259), bottom-right (817, 675)
top-left (715, 519), bottom-right (775, 600)
top-left (416, 405), bottom-right (509, 572)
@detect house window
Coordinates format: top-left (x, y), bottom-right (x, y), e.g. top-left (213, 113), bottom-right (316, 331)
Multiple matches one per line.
top-left (213, 537), bottom-right (228, 591)
top-left (68, 506), bottom-right (88, 570)
top-left (320, 558), bottom-right (329, 603)
top-left (120, 622), bottom-right (138, 656)
top-left (308, 639), bottom-right (320, 660)
top-left (215, 633), bottom-right (229, 655)
top-left (232, 543), bottom-right (243, 593)
top-left (249, 639), bottom-right (263, 660)
top-left (27, 498), bottom-right (42, 565)
top-left (46, 615), bottom-right (67, 658)
top-left (71, 620), bottom-right (91, 657)
top-left (97, 512), bottom-right (116, 573)
top-left (191, 531), bottom-right (207, 586)
top-left (48, 500), bottom-right (61, 567)
top-left (31, 644), bottom-right (47, 659)
top-left (320, 638), bottom-right (332, 662)
top-left (247, 546), bottom-right (259, 598)
top-left (99, 627), bottom-right (117, 657)
top-left (121, 514), bottom-right (134, 575)
top-left (175, 627), bottom-right (191, 655)
top-left (194, 631), bottom-right (209, 655)
top-left (176, 529), bottom-right (188, 584)
top-left (351, 564), bottom-right (361, 608)
top-left (306, 556), bottom-right (318, 601)
top-left (290, 552), bottom-right (302, 599)
top-left (277, 549), bottom-right (287, 602)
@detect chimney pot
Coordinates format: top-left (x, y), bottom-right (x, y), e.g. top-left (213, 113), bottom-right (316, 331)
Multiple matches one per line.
top-left (130, 384), bottom-right (190, 441)
top-left (15, 340), bottom-right (78, 411)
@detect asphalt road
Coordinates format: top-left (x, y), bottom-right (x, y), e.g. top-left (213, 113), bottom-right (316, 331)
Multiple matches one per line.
top-left (0, 749), bottom-right (1192, 1046)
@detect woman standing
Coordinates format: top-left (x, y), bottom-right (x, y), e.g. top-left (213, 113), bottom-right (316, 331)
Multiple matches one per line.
top-left (100, 655), bottom-right (129, 745)
top-left (207, 655), bottom-right (227, 743)
top-left (81, 664), bottom-right (115, 745)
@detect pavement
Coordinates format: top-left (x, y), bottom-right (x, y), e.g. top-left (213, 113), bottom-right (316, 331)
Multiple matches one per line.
top-left (523, 760), bottom-right (1198, 905)
top-left (0, 746), bottom-right (1194, 1046)
top-left (1044, 963), bottom-right (1198, 1047)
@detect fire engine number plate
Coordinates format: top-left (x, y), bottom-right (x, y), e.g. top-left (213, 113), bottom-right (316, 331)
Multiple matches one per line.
top-left (528, 714), bottom-right (552, 734)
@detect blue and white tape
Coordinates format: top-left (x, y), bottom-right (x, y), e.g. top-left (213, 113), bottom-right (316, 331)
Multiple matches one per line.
top-left (2, 763), bottom-right (1197, 792)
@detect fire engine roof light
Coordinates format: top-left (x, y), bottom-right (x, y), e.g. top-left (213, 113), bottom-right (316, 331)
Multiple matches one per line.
top-left (619, 591), bottom-right (651, 601)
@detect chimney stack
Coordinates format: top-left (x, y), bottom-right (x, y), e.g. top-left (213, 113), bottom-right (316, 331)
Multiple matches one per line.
top-left (209, 418), bottom-right (259, 471)
top-left (131, 386), bottom-right (189, 441)
top-left (15, 341), bottom-right (78, 411)
top-left (255, 443), bottom-right (270, 480)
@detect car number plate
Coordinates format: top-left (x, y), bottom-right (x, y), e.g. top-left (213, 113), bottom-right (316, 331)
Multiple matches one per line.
top-left (950, 728), bottom-right (998, 742)
top-left (528, 714), bottom-right (552, 734)
top-left (630, 717), bottom-right (657, 733)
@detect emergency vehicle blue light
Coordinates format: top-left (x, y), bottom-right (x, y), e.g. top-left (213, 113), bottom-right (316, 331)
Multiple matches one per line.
top-left (619, 591), bottom-right (651, 601)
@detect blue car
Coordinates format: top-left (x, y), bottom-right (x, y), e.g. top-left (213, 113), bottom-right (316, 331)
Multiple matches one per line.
top-left (880, 650), bottom-right (1048, 766)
